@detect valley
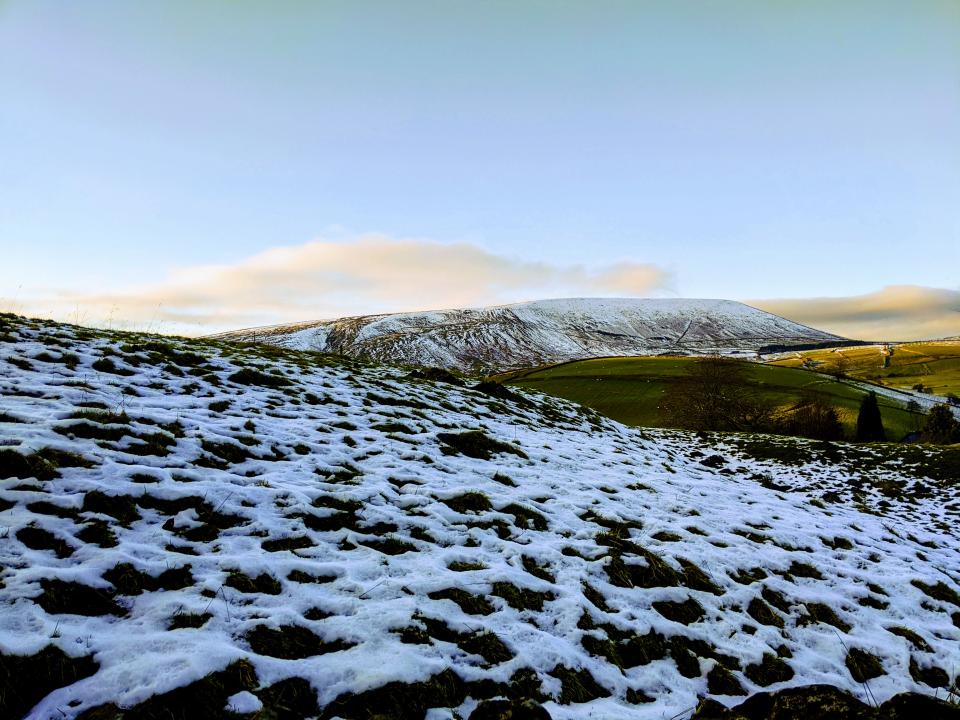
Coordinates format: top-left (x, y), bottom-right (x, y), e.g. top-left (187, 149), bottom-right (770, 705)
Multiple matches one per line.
top-left (500, 356), bottom-right (925, 439)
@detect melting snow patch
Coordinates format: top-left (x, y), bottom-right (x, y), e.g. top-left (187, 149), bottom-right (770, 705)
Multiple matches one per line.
top-left (226, 690), bottom-right (262, 714)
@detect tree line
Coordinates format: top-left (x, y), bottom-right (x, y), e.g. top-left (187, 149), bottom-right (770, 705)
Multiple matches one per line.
top-left (660, 356), bottom-right (959, 443)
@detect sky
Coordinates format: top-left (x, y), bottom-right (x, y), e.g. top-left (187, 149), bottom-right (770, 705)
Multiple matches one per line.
top-left (1, 1), bottom-right (958, 339)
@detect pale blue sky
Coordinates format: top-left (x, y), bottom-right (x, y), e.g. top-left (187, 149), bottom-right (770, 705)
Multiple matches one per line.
top-left (1, 1), bottom-right (958, 333)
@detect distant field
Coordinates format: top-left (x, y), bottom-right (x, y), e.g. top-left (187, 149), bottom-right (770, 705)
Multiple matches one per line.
top-left (767, 342), bottom-right (960, 397)
top-left (502, 356), bottom-right (921, 439)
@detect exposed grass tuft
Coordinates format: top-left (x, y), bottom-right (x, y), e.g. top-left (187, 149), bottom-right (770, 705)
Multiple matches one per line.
top-left (437, 430), bottom-right (527, 460)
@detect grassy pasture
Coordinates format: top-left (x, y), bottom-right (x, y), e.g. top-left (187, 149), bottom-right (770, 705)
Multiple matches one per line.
top-left (501, 356), bottom-right (920, 439)
top-left (767, 342), bottom-right (960, 397)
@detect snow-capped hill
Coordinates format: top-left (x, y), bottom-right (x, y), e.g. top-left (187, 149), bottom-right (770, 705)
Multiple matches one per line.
top-left (212, 298), bottom-right (846, 372)
top-left (1, 313), bottom-right (958, 720)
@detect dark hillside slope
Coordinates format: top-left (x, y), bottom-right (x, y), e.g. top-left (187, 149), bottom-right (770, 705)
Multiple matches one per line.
top-left (0, 313), bottom-right (957, 719)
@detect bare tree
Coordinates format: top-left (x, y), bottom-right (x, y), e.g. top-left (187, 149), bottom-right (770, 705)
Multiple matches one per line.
top-left (776, 393), bottom-right (845, 441)
top-left (661, 356), bottom-right (773, 432)
top-left (828, 353), bottom-right (849, 380)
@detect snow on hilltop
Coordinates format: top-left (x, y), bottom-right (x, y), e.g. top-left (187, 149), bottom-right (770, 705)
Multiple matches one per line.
top-left (1, 313), bottom-right (959, 720)
top-left (210, 298), bottom-right (846, 372)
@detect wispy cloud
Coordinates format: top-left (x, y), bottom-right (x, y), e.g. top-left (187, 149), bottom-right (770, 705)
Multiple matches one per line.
top-left (12, 238), bottom-right (954, 341)
top-left (752, 285), bottom-right (960, 341)
top-left (14, 235), bottom-right (671, 334)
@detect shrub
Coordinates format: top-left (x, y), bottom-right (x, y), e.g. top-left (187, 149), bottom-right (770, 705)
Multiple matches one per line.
top-left (921, 404), bottom-right (960, 444)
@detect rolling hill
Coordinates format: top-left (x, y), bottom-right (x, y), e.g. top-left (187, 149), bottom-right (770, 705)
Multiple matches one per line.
top-left (767, 342), bottom-right (960, 399)
top-left (501, 357), bottom-right (922, 439)
top-left (211, 298), bottom-right (846, 373)
top-left (1, 312), bottom-right (959, 719)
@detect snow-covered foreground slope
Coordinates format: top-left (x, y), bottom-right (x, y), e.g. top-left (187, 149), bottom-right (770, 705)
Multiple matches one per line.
top-left (211, 298), bottom-right (846, 372)
top-left (1, 313), bottom-right (958, 720)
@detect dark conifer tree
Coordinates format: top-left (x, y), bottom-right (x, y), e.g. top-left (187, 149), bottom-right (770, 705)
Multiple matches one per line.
top-left (855, 391), bottom-right (885, 442)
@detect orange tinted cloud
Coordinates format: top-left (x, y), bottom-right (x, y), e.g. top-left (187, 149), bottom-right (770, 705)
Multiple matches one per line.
top-left (752, 285), bottom-right (960, 341)
top-left (16, 235), bottom-right (671, 334)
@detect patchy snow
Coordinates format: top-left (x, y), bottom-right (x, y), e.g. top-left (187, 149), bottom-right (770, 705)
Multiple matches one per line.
top-left (209, 298), bottom-right (845, 372)
top-left (0, 313), bottom-right (957, 720)
top-left (226, 691), bottom-right (262, 714)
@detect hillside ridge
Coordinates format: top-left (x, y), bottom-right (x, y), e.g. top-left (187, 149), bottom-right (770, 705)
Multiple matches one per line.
top-left (211, 297), bottom-right (846, 372)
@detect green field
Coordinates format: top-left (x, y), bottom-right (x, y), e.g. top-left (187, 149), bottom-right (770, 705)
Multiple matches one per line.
top-left (502, 356), bottom-right (921, 439)
top-left (768, 342), bottom-right (960, 397)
